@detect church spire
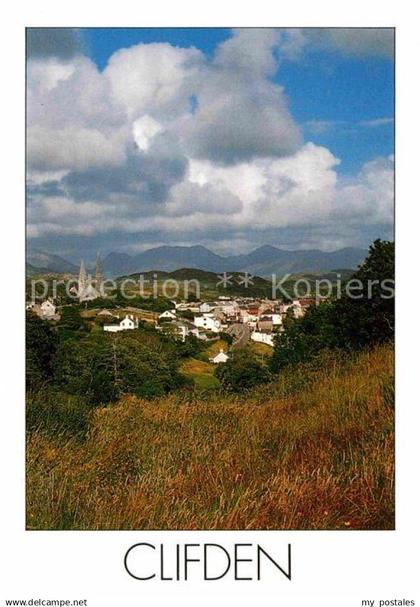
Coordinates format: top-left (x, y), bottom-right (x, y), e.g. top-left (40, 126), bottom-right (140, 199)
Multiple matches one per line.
top-left (78, 259), bottom-right (86, 284)
top-left (78, 259), bottom-right (87, 300)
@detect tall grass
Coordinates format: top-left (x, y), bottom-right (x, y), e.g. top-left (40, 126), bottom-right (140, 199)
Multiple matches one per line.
top-left (26, 344), bottom-right (394, 530)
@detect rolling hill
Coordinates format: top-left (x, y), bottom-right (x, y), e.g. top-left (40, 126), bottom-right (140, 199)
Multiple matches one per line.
top-left (26, 245), bottom-right (367, 278)
top-left (104, 245), bottom-right (367, 277)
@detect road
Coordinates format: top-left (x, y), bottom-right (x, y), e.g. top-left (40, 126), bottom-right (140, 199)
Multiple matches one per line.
top-left (226, 323), bottom-right (250, 349)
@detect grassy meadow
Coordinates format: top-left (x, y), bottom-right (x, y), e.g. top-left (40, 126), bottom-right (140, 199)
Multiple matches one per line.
top-left (26, 343), bottom-right (394, 530)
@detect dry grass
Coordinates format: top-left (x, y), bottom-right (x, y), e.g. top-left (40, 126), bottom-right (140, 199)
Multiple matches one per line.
top-left (26, 344), bottom-right (394, 530)
top-left (249, 341), bottom-right (273, 358)
top-left (179, 357), bottom-right (220, 390)
top-left (180, 358), bottom-right (214, 375)
top-left (205, 339), bottom-right (229, 358)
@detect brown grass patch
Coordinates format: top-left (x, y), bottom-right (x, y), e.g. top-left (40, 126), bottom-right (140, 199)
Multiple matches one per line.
top-left (26, 344), bottom-right (394, 530)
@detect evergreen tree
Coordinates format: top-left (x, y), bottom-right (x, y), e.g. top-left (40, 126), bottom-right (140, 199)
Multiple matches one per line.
top-left (26, 311), bottom-right (57, 390)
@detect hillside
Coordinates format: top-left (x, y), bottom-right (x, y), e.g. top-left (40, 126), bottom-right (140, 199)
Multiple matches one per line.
top-left (106, 244), bottom-right (367, 277)
top-left (27, 249), bottom-right (79, 274)
top-left (26, 344), bottom-right (394, 530)
top-left (116, 268), bottom-right (273, 298)
top-left (26, 245), bottom-right (367, 278)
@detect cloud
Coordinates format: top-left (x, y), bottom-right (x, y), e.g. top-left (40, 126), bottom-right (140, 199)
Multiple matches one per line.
top-left (317, 28), bottom-right (394, 59)
top-left (27, 125), bottom-right (127, 172)
top-left (277, 28), bottom-right (394, 61)
top-left (166, 181), bottom-right (243, 217)
top-left (181, 29), bottom-right (302, 164)
top-left (213, 28), bottom-right (281, 76)
top-left (26, 28), bottom-right (394, 256)
top-left (28, 142), bottom-right (393, 251)
top-left (27, 28), bottom-right (82, 60)
top-left (103, 43), bottom-right (203, 119)
top-left (359, 117), bottom-right (394, 128)
top-left (277, 29), bottom-right (309, 61)
top-left (133, 115), bottom-right (163, 151)
top-left (335, 155), bottom-right (394, 225)
top-left (304, 120), bottom-right (341, 135)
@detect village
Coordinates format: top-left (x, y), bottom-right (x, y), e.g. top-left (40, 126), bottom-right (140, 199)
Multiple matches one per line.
top-left (27, 258), bottom-right (319, 365)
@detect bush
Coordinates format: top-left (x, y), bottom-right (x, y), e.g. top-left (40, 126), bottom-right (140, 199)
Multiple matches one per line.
top-left (331, 239), bottom-right (394, 349)
top-left (52, 330), bottom-right (190, 404)
top-left (270, 239), bottom-right (395, 372)
top-left (215, 350), bottom-right (272, 393)
top-left (26, 311), bottom-right (57, 390)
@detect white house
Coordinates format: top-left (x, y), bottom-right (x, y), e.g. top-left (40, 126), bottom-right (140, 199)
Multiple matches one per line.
top-left (193, 314), bottom-right (221, 333)
top-left (199, 302), bottom-right (217, 313)
top-left (209, 348), bottom-right (230, 364)
top-left (159, 310), bottom-right (177, 321)
top-left (27, 299), bottom-right (60, 321)
top-left (281, 300), bottom-right (304, 319)
top-left (271, 313), bottom-right (283, 326)
top-left (40, 299), bottom-right (56, 319)
top-left (104, 314), bottom-right (139, 332)
top-left (262, 313), bottom-right (282, 327)
top-left (158, 320), bottom-right (200, 342)
top-left (239, 309), bottom-right (258, 324)
top-left (218, 301), bottom-right (238, 317)
top-left (251, 331), bottom-right (275, 347)
top-left (176, 301), bottom-right (201, 312)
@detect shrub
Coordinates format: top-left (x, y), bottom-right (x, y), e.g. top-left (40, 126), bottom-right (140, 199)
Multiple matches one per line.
top-left (52, 330), bottom-right (190, 404)
top-left (270, 240), bottom-right (395, 372)
top-left (215, 349), bottom-right (272, 393)
top-left (26, 311), bottom-right (57, 390)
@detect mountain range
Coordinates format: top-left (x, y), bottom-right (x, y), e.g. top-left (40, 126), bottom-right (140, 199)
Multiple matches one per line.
top-left (27, 245), bottom-right (367, 278)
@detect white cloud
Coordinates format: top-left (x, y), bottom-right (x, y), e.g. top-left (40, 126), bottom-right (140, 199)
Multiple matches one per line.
top-left (282, 28), bottom-right (394, 60)
top-left (103, 43), bottom-right (203, 119)
top-left (335, 155), bottom-right (394, 225)
top-left (27, 125), bottom-right (127, 172)
top-left (304, 119), bottom-right (341, 135)
top-left (359, 117), bottom-right (394, 128)
top-left (132, 115), bottom-right (163, 151)
top-left (26, 29), bottom-right (394, 253)
top-left (28, 143), bottom-right (393, 246)
top-left (178, 29), bottom-right (302, 165)
top-left (319, 28), bottom-right (394, 59)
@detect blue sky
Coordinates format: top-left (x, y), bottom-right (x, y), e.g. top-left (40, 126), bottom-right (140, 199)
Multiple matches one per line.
top-left (26, 28), bottom-right (395, 259)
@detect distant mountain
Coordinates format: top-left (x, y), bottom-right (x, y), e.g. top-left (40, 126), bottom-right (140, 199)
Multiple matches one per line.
top-left (26, 245), bottom-right (368, 278)
top-left (26, 262), bottom-right (51, 276)
top-left (103, 245), bottom-right (225, 275)
top-left (103, 245), bottom-right (367, 277)
top-left (230, 246), bottom-right (368, 276)
top-left (27, 249), bottom-right (79, 274)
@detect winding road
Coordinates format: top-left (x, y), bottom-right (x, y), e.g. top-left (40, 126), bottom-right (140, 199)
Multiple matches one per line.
top-left (226, 323), bottom-right (250, 349)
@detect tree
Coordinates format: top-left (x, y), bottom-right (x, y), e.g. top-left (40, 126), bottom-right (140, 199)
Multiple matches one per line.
top-left (58, 305), bottom-right (85, 333)
top-left (215, 350), bottom-right (272, 393)
top-left (331, 239), bottom-right (394, 349)
top-left (53, 334), bottom-right (116, 404)
top-left (270, 239), bottom-right (395, 372)
top-left (26, 311), bottom-right (57, 390)
top-left (53, 330), bottom-right (190, 404)
top-left (270, 302), bottom-right (336, 372)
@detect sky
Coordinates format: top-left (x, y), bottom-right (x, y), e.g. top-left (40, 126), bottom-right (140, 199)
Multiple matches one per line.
top-left (26, 27), bottom-right (394, 262)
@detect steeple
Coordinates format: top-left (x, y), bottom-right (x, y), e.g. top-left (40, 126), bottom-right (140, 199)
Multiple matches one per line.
top-left (78, 259), bottom-right (87, 301)
top-left (78, 259), bottom-right (86, 287)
